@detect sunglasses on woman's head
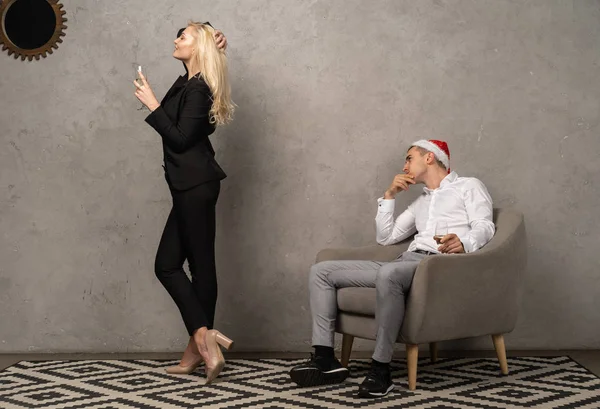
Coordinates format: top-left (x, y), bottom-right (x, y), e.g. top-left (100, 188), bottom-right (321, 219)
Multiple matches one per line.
top-left (177, 22), bottom-right (213, 38)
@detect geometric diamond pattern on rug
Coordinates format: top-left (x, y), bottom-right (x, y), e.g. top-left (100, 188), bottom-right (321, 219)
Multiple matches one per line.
top-left (455, 381), bottom-right (577, 407)
top-left (522, 367), bottom-right (600, 392)
top-left (553, 395), bottom-right (600, 409)
top-left (430, 357), bottom-right (546, 378)
top-left (218, 359), bottom-right (290, 383)
top-left (1, 357), bottom-right (599, 408)
top-left (34, 361), bottom-right (136, 381)
top-left (83, 371), bottom-right (195, 393)
top-left (0, 383), bottom-right (104, 408)
top-left (0, 372), bottom-right (51, 392)
top-left (26, 397), bottom-right (161, 409)
top-left (142, 383), bottom-right (261, 408)
top-left (295, 381), bottom-right (415, 408)
top-left (232, 370), bottom-right (301, 393)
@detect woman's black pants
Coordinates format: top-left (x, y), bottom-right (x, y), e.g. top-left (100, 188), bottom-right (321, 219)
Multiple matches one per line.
top-left (154, 180), bottom-right (220, 335)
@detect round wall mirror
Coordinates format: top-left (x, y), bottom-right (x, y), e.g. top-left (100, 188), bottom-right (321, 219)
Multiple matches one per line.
top-left (0, 0), bottom-right (67, 61)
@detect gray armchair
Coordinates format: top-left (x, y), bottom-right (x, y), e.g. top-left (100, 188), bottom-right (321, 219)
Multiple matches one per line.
top-left (315, 208), bottom-right (526, 390)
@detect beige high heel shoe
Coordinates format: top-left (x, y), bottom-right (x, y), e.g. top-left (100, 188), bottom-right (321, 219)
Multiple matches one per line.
top-left (165, 356), bottom-right (204, 374)
top-left (204, 330), bottom-right (234, 384)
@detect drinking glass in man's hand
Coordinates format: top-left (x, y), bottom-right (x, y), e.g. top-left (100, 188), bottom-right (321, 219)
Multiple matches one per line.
top-left (434, 221), bottom-right (448, 244)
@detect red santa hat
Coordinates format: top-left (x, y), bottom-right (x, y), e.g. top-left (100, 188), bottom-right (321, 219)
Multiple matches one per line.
top-left (411, 139), bottom-right (450, 172)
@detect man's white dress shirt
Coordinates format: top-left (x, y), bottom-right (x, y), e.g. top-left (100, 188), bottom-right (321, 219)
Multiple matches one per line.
top-left (375, 172), bottom-right (495, 253)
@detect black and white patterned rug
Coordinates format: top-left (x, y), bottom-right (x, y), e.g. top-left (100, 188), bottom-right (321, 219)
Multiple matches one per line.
top-left (1, 357), bottom-right (599, 408)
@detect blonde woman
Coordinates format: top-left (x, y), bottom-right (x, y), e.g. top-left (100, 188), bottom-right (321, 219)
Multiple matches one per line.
top-left (134, 21), bottom-right (235, 384)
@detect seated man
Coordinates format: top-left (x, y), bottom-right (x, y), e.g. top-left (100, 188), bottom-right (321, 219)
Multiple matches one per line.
top-left (289, 139), bottom-right (495, 398)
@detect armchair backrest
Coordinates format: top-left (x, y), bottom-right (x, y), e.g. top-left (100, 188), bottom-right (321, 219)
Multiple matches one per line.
top-left (481, 207), bottom-right (527, 262)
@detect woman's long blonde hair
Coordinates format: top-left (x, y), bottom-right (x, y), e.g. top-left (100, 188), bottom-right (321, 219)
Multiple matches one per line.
top-left (187, 21), bottom-right (234, 126)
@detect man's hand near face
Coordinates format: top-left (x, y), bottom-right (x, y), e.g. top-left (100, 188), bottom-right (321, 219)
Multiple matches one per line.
top-left (384, 174), bottom-right (416, 199)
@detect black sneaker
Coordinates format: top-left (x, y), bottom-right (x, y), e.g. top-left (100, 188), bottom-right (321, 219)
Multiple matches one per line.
top-left (289, 353), bottom-right (349, 387)
top-left (358, 363), bottom-right (394, 398)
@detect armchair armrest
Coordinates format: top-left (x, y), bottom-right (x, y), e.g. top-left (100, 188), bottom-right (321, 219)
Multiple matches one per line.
top-left (401, 214), bottom-right (527, 344)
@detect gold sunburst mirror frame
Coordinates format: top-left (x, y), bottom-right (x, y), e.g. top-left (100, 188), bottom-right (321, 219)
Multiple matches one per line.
top-left (0, 0), bottom-right (67, 61)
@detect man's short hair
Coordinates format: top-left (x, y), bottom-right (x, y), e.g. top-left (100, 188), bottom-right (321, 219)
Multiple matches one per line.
top-left (411, 146), bottom-right (447, 170)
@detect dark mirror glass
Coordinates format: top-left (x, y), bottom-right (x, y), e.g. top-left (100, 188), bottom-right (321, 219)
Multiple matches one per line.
top-left (5, 0), bottom-right (56, 49)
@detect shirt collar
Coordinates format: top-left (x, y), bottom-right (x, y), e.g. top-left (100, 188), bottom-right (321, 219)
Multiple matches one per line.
top-left (423, 171), bottom-right (458, 194)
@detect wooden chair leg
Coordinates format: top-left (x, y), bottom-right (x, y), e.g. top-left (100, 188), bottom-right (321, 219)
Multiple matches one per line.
top-left (341, 334), bottom-right (354, 368)
top-left (406, 344), bottom-right (419, 391)
top-left (429, 342), bottom-right (438, 363)
top-left (492, 334), bottom-right (509, 375)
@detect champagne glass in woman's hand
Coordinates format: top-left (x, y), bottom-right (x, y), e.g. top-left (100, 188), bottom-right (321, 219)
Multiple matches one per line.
top-left (134, 64), bottom-right (147, 111)
top-left (133, 65), bottom-right (160, 112)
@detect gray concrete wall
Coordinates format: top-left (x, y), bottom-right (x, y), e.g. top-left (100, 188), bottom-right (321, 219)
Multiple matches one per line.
top-left (1, 0), bottom-right (599, 353)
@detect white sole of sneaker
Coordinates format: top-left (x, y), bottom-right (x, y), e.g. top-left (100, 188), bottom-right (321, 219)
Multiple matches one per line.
top-left (359, 383), bottom-right (394, 398)
top-left (292, 367), bottom-right (348, 373)
top-left (290, 367), bottom-right (349, 387)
